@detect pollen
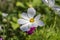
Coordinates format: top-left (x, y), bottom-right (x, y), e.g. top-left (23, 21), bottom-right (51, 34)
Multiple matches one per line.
top-left (30, 18), bottom-right (34, 23)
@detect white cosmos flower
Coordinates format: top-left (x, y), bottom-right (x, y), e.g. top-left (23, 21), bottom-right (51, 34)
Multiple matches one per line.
top-left (52, 5), bottom-right (60, 14)
top-left (18, 8), bottom-right (44, 31)
top-left (42, 0), bottom-right (55, 7)
top-left (42, 0), bottom-right (60, 14)
top-left (2, 13), bottom-right (8, 17)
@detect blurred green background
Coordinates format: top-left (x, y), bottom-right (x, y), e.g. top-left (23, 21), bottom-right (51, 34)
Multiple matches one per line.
top-left (0, 0), bottom-right (60, 40)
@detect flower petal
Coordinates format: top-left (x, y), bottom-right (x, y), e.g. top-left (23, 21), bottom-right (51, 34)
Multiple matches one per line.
top-left (18, 19), bottom-right (28, 24)
top-left (35, 14), bottom-right (41, 21)
top-left (53, 5), bottom-right (60, 11)
top-left (26, 27), bottom-right (36, 35)
top-left (27, 8), bottom-right (36, 18)
top-left (42, 0), bottom-right (48, 5)
top-left (0, 37), bottom-right (3, 40)
top-left (48, 0), bottom-right (55, 7)
top-left (21, 13), bottom-right (29, 20)
top-left (2, 13), bottom-right (8, 17)
top-left (20, 23), bottom-right (30, 31)
top-left (42, 0), bottom-right (55, 7)
top-left (37, 20), bottom-right (44, 27)
top-left (32, 22), bottom-right (38, 27)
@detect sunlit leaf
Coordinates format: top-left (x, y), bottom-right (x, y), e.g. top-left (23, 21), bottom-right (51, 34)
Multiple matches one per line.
top-left (32, 0), bottom-right (41, 7)
top-left (10, 22), bottom-right (19, 30)
top-left (16, 2), bottom-right (25, 8)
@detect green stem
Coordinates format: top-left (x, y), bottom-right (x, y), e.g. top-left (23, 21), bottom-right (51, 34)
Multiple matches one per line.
top-left (53, 15), bottom-right (57, 28)
top-left (28, 35), bottom-right (31, 40)
top-left (2, 17), bottom-right (5, 39)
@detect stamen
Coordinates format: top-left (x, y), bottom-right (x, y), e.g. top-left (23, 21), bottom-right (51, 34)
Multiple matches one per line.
top-left (30, 18), bottom-right (34, 23)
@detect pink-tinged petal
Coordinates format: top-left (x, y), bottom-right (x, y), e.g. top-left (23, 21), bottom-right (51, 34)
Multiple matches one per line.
top-left (26, 27), bottom-right (36, 35)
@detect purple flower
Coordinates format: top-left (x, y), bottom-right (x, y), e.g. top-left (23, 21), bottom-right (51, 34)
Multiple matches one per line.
top-left (0, 37), bottom-right (3, 40)
top-left (26, 27), bottom-right (36, 35)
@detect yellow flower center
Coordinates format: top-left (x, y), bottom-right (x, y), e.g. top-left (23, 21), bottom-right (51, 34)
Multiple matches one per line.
top-left (30, 18), bottom-right (34, 23)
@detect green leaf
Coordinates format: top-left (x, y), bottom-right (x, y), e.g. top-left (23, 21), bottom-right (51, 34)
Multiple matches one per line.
top-left (32, 0), bottom-right (41, 7)
top-left (0, 11), bottom-right (2, 15)
top-left (16, 2), bottom-right (25, 8)
top-left (18, 12), bottom-right (21, 18)
top-left (12, 17), bottom-right (17, 22)
top-left (10, 22), bottom-right (19, 30)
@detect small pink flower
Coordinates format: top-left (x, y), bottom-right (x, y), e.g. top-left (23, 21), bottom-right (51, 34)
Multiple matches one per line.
top-left (0, 37), bottom-right (3, 40)
top-left (26, 27), bottom-right (36, 35)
